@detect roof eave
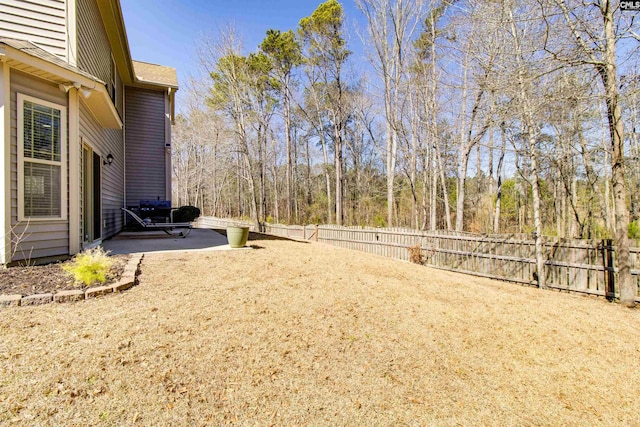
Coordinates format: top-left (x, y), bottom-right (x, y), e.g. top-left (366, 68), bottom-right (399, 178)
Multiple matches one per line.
top-left (82, 85), bottom-right (123, 129)
top-left (129, 82), bottom-right (177, 124)
top-left (2, 44), bottom-right (122, 129)
top-left (130, 80), bottom-right (179, 90)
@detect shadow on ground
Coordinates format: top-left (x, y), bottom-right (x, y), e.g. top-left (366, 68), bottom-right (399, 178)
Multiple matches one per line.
top-left (212, 228), bottom-right (309, 244)
top-left (102, 228), bottom-right (232, 255)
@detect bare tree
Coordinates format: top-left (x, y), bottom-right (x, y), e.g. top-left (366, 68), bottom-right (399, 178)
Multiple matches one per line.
top-left (504, 0), bottom-right (549, 288)
top-left (356, 0), bottom-right (423, 227)
top-left (541, 0), bottom-right (638, 304)
top-left (445, 5), bottom-right (496, 231)
top-left (413, 1), bottom-right (454, 231)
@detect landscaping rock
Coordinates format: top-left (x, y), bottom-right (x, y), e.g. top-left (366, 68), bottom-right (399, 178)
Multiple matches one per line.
top-left (21, 293), bottom-right (53, 306)
top-left (0, 294), bottom-right (22, 307)
top-left (85, 286), bottom-right (112, 298)
top-left (122, 265), bottom-right (139, 276)
top-left (112, 279), bottom-right (135, 292)
top-left (54, 290), bottom-right (85, 303)
top-left (0, 253), bottom-right (143, 307)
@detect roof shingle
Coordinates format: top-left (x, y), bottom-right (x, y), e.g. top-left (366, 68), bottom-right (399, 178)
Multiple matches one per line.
top-left (132, 60), bottom-right (178, 88)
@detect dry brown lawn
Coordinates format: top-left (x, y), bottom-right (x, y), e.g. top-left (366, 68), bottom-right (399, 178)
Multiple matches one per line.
top-left (1, 234), bottom-right (640, 426)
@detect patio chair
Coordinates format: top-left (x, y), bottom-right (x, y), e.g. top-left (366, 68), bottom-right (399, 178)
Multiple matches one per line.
top-left (121, 207), bottom-right (192, 238)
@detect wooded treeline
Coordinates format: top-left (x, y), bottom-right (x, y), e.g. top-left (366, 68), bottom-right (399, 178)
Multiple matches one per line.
top-left (172, 0), bottom-right (640, 302)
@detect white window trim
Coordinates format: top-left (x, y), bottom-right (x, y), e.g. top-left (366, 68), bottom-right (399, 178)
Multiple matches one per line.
top-left (108, 53), bottom-right (116, 104)
top-left (17, 93), bottom-right (68, 222)
top-left (81, 140), bottom-right (104, 246)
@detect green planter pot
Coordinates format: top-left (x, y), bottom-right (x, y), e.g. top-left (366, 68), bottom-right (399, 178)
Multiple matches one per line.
top-left (226, 226), bottom-right (250, 248)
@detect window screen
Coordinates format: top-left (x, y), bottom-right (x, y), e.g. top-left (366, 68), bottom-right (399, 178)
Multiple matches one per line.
top-left (23, 162), bottom-right (62, 217)
top-left (21, 98), bottom-right (64, 219)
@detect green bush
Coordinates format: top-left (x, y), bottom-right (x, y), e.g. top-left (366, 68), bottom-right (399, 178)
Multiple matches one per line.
top-left (173, 205), bottom-right (201, 223)
top-left (374, 214), bottom-right (387, 228)
top-left (629, 220), bottom-right (640, 240)
top-left (63, 247), bottom-right (114, 287)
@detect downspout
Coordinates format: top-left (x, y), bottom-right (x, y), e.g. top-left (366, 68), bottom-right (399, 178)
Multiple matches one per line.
top-left (122, 85), bottom-right (126, 224)
top-left (165, 88), bottom-right (173, 203)
top-left (170, 87), bottom-right (176, 125)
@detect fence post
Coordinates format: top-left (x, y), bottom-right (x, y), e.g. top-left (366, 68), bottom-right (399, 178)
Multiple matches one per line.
top-left (603, 239), bottom-right (616, 300)
top-left (315, 224), bottom-right (319, 242)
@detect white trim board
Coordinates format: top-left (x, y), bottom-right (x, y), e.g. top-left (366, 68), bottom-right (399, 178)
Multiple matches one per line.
top-left (0, 62), bottom-right (10, 264)
top-left (17, 93), bottom-right (68, 222)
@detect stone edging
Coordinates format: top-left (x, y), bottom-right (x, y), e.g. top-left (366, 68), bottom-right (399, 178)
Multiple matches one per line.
top-left (0, 253), bottom-right (144, 308)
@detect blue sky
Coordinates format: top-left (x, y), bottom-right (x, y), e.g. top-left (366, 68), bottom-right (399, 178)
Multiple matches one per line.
top-left (120, 0), bottom-right (366, 111)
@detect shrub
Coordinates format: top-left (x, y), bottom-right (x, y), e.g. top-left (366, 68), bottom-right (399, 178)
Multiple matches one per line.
top-left (374, 214), bottom-right (387, 228)
top-left (408, 244), bottom-right (424, 265)
top-left (629, 220), bottom-right (640, 240)
top-left (63, 247), bottom-right (114, 287)
top-left (173, 205), bottom-right (201, 223)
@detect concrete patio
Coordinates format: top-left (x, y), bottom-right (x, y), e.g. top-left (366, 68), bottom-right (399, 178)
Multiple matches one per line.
top-left (101, 228), bottom-right (237, 255)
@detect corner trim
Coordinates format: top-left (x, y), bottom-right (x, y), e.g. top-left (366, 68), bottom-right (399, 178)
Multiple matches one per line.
top-left (67, 0), bottom-right (78, 67)
top-left (69, 88), bottom-right (80, 254)
top-left (0, 63), bottom-right (10, 264)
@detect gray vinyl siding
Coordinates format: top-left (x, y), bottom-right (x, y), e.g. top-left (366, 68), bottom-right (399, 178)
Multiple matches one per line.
top-left (76, 0), bottom-right (123, 117)
top-left (79, 102), bottom-right (124, 240)
top-left (125, 87), bottom-right (167, 207)
top-left (0, 0), bottom-right (68, 59)
top-left (76, 0), bottom-right (109, 82)
top-left (9, 70), bottom-right (69, 261)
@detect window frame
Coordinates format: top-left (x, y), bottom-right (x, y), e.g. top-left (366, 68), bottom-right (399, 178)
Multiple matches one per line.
top-left (17, 93), bottom-right (68, 222)
top-left (108, 53), bottom-right (116, 104)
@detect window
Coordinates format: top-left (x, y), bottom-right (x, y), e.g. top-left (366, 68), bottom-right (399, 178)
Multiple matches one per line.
top-left (18, 94), bottom-right (67, 220)
top-left (108, 54), bottom-right (116, 103)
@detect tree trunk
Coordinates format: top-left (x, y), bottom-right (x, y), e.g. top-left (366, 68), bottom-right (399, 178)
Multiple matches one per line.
top-left (271, 136), bottom-right (279, 224)
top-left (603, 149), bottom-right (612, 231)
top-left (493, 127), bottom-right (506, 234)
top-left (600, 3), bottom-right (633, 305)
top-left (335, 133), bottom-right (344, 226)
top-left (386, 119), bottom-right (396, 227)
top-left (284, 80), bottom-right (293, 223)
top-left (455, 149), bottom-right (471, 231)
top-left (507, 5), bottom-right (546, 288)
top-left (430, 146), bottom-right (437, 231)
top-left (529, 135), bottom-right (546, 289)
top-left (436, 142), bottom-right (452, 230)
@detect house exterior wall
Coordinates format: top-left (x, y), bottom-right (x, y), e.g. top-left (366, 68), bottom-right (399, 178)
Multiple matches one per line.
top-left (125, 87), bottom-right (167, 207)
top-left (0, 1), bottom-right (174, 264)
top-left (9, 70), bottom-right (69, 261)
top-left (76, 0), bottom-right (123, 116)
top-left (79, 101), bottom-right (123, 240)
top-left (76, 0), bottom-right (109, 82)
top-left (0, 0), bottom-right (68, 60)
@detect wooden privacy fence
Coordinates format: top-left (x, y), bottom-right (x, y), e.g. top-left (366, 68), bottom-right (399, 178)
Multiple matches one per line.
top-left (195, 217), bottom-right (640, 301)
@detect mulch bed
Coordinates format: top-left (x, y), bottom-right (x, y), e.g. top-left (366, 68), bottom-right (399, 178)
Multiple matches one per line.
top-left (0, 254), bottom-right (129, 296)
